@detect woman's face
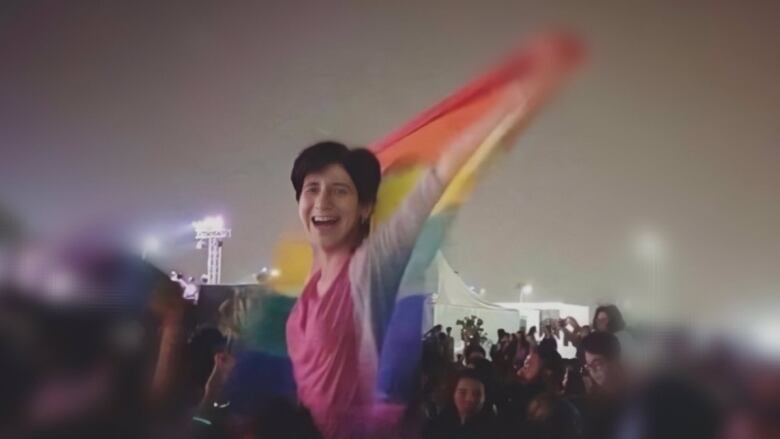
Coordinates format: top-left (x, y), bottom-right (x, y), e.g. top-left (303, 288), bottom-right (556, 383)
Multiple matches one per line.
top-left (584, 351), bottom-right (610, 388)
top-left (595, 311), bottom-right (610, 332)
top-left (518, 351), bottom-right (541, 383)
top-left (453, 378), bottom-right (485, 420)
top-left (298, 164), bottom-right (371, 252)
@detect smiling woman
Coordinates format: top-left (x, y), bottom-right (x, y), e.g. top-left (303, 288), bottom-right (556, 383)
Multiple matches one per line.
top-left (287, 140), bottom-right (427, 439)
top-left (281, 33), bottom-right (582, 439)
top-left (291, 142), bottom-right (381, 256)
top-left (283, 87), bottom-right (526, 439)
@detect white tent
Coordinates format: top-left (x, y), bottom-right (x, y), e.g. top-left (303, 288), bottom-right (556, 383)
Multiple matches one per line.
top-left (427, 252), bottom-right (591, 359)
top-left (429, 253), bottom-right (521, 351)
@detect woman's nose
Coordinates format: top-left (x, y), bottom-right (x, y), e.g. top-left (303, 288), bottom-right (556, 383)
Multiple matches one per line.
top-left (315, 190), bottom-right (333, 209)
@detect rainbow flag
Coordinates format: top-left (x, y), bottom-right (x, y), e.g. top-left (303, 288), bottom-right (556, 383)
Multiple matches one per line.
top-left (228, 32), bottom-right (584, 410)
top-left (271, 32), bottom-right (583, 295)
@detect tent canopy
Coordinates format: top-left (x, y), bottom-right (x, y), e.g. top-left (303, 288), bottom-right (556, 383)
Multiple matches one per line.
top-left (430, 253), bottom-right (520, 345)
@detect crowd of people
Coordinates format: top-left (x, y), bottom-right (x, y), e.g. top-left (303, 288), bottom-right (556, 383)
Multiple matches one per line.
top-left (1, 239), bottom-right (778, 439)
top-left (419, 307), bottom-right (633, 439)
top-left (415, 303), bottom-right (779, 439)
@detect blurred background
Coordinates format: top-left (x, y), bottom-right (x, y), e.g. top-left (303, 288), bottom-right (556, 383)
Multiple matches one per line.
top-left (1, 1), bottom-right (779, 438)
top-left (2, 1), bottom-right (779, 327)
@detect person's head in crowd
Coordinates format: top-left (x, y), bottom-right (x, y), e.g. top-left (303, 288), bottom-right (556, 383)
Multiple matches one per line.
top-left (464, 344), bottom-right (486, 366)
top-left (291, 141), bottom-right (381, 253)
top-left (513, 330), bottom-right (531, 365)
top-left (437, 332), bottom-right (447, 346)
top-left (538, 336), bottom-right (557, 354)
top-left (517, 330), bottom-right (529, 346)
top-left (470, 357), bottom-right (499, 408)
top-left (518, 346), bottom-right (565, 391)
top-left (563, 360), bottom-right (587, 397)
top-left (470, 357), bottom-right (494, 379)
top-left (581, 331), bottom-right (622, 392)
top-left (452, 369), bottom-right (487, 424)
top-left (580, 324), bottom-right (592, 338)
top-left (497, 328), bottom-right (507, 342)
top-left (516, 329), bottom-right (527, 343)
top-left (593, 304), bottom-right (626, 334)
top-left (541, 322), bottom-right (553, 338)
top-left (446, 326), bottom-right (452, 336)
top-left (528, 326), bottom-right (537, 338)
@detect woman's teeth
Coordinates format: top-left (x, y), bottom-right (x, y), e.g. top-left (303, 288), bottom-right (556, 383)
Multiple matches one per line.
top-left (312, 216), bottom-right (338, 225)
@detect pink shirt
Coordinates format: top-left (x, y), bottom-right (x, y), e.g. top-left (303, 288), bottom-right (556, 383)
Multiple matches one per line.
top-left (286, 261), bottom-right (370, 438)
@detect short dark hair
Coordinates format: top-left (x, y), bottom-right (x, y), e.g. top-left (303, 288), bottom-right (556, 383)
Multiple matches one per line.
top-left (537, 346), bottom-right (565, 386)
top-left (538, 337), bottom-right (558, 355)
top-left (291, 141), bottom-right (381, 205)
top-left (455, 368), bottom-right (485, 387)
top-left (464, 344), bottom-right (486, 361)
top-left (581, 331), bottom-right (621, 360)
top-left (593, 304), bottom-right (626, 333)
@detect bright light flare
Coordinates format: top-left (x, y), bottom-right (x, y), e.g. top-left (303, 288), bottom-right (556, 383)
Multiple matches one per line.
top-left (141, 236), bottom-right (160, 252)
top-left (257, 266), bottom-right (282, 282)
top-left (192, 215), bottom-right (226, 233)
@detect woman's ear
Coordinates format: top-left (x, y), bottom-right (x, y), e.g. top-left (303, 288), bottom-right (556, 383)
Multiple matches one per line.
top-left (359, 204), bottom-right (374, 224)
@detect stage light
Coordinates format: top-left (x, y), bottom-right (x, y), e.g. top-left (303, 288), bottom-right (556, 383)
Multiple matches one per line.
top-left (192, 214), bottom-right (231, 284)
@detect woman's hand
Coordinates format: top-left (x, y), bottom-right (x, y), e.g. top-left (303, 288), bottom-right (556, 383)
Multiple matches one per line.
top-left (150, 280), bottom-right (187, 328)
top-left (203, 352), bottom-right (236, 402)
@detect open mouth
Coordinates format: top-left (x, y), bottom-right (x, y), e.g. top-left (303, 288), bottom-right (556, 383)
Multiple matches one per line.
top-left (311, 215), bottom-right (339, 228)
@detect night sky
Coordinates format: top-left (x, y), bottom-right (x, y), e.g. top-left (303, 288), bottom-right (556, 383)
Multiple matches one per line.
top-left (2, 0), bottom-right (779, 322)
